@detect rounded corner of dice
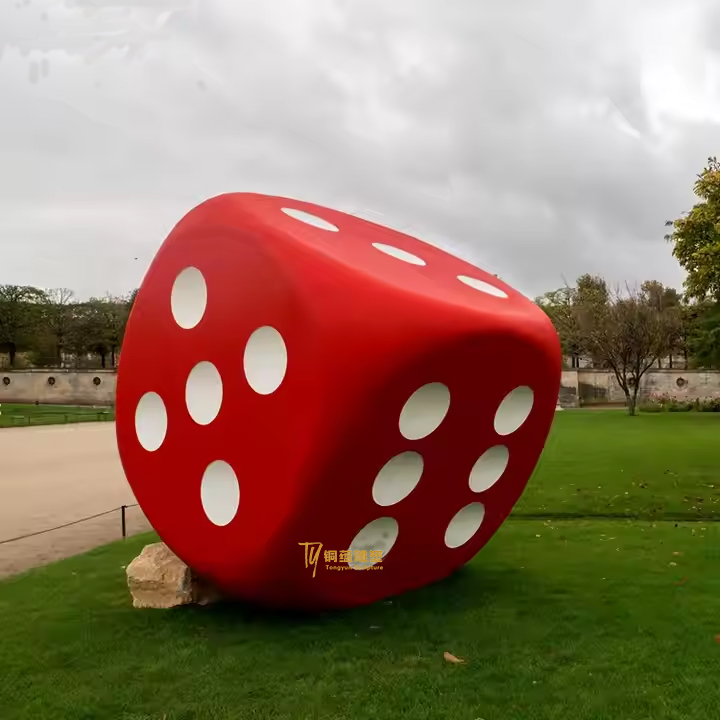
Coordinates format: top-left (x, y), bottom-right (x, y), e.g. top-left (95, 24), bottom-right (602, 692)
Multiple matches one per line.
top-left (116, 192), bottom-right (562, 611)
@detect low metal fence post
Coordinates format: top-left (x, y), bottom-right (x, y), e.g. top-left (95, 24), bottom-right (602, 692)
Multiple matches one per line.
top-left (0, 504), bottom-right (141, 547)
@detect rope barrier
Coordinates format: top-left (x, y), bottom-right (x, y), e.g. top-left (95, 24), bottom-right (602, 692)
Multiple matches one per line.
top-left (0, 503), bottom-right (140, 546)
top-left (1, 507), bottom-right (713, 548)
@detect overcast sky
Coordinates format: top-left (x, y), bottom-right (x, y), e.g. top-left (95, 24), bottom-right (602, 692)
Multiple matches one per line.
top-left (1, 0), bottom-right (719, 301)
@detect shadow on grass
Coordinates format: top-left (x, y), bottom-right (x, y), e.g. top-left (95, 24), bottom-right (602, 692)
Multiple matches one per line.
top-left (6, 522), bottom-right (720, 720)
top-left (137, 562), bottom-right (545, 650)
top-left (2, 530), bottom-right (562, 649)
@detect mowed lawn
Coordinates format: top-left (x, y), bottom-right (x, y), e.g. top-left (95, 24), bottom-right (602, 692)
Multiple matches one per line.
top-left (0, 403), bottom-right (114, 428)
top-left (1, 411), bottom-right (719, 720)
top-left (516, 411), bottom-right (720, 520)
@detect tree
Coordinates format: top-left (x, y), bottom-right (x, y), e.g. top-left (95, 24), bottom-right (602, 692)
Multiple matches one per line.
top-left (535, 287), bottom-right (582, 367)
top-left (67, 295), bottom-right (131, 368)
top-left (65, 302), bottom-right (95, 363)
top-left (536, 275), bottom-right (610, 368)
top-left (639, 280), bottom-right (683, 367)
top-left (99, 295), bottom-right (131, 368)
top-left (575, 273), bottom-right (610, 307)
top-left (640, 280), bottom-right (681, 311)
top-left (575, 285), bottom-right (679, 415)
top-left (686, 301), bottom-right (720, 369)
top-left (542, 275), bottom-right (681, 414)
top-left (0, 285), bottom-right (46, 367)
top-left (665, 156), bottom-right (720, 302)
top-left (0, 284), bottom-right (138, 369)
top-left (677, 302), bottom-right (696, 368)
top-left (40, 287), bottom-right (76, 365)
top-left (128, 288), bottom-right (139, 313)
top-left (574, 274), bottom-right (611, 368)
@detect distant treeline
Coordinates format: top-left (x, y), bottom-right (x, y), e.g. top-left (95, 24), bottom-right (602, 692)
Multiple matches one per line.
top-left (0, 285), bottom-right (137, 370)
top-left (536, 275), bottom-right (720, 414)
top-left (1, 272), bottom-right (718, 384)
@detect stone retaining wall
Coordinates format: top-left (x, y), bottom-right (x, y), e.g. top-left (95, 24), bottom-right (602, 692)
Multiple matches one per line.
top-left (0, 370), bottom-right (116, 405)
top-left (1, 368), bottom-right (718, 409)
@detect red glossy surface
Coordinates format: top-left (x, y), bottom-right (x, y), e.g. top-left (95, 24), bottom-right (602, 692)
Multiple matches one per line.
top-left (116, 193), bottom-right (561, 610)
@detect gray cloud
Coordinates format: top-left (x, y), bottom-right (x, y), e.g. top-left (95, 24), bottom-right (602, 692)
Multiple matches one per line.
top-left (1, 0), bottom-right (718, 299)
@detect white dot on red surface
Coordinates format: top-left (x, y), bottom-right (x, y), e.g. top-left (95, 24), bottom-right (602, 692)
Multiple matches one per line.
top-left (469, 445), bottom-right (509, 492)
top-left (135, 391), bottom-right (167, 451)
top-left (494, 386), bottom-right (534, 436)
top-left (444, 503), bottom-right (485, 548)
top-left (201, 460), bottom-right (240, 526)
top-left (185, 361), bottom-right (223, 425)
top-left (457, 275), bottom-right (508, 298)
top-left (243, 326), bottom-right (287, 395)
top-left (347, 517), bottom-right (399, 570)
top-left (372, 243), bottom-right (426, 266)
top-left (281, 207), bottom-right (339, 232)
top-left (171, 267), bottom-right (207, 329)
top-left (399, 382), bottom-right (450, 440)
top-left (372, 451), bottom-right (424, 506)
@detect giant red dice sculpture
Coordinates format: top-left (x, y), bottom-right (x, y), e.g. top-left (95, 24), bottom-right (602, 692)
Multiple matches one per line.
top-left (116, 192), bottom-right (561, 611)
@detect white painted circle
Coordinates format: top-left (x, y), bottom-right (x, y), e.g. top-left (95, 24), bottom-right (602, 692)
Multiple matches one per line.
top-left (135, 392), bottom-right (167, 451)
top-left (243, 326), bottom-right (288, 395)
top-left (201, 460), bottom-right (240, 526)
top-left (399, 382), bottom-right (450, 440)
top-left (371, 243), bottom-right (426, 266)
top-left (348, 517), bottom-right (399, 570)
top-left (171, 267), bottom-right (207, 329)
top-left (494, 386), bottom-right (534, 436)
top-left (445, 503), bottom-right (485, 548)
top-left (457, 275), bottom-right (508, 298)
top-left (281, 207), bottom-right (339, 232)
top-left (469, 445), bottom-right (509, 492)
top-left (185, 361), bottom-right (223, 425)
top-left (372, 452), bottom-right (424, 506)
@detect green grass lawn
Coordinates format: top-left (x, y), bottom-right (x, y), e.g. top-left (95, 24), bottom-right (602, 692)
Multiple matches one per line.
top-left (516, 411), bottom-right (720, 521)
top-left (1, 411), bottom-right (719, 719)
top-left (2, 522), bottom-right (719, 720)
top-left (0, 403), bottom-right (114, 428)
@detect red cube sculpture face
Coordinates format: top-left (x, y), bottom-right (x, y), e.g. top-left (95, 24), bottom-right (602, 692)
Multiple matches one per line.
top-left (116, 193), bottom-right (561, 611)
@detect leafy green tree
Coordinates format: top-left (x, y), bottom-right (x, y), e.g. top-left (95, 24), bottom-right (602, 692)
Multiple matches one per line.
top-left (39, 288), bottom-right (76, 365)
top-left (573, 274), bottom-right (611, 368)
top-left (677, 303), bottom-right (696, 368)
top-left (665, 156), bottom-right (720, 301)
top-left (0, 284), bottom-right (46, 367)
top-left (538, 274), bottom-right (611, 368)
top-left (640, 280), bottom-right (681, 311)
top-left (535, 287), bottom-right (583, 367)
top-left (67, 295), bottom-right (131, 368)
top-left (100, 295), bottom-right (131, 368)
top-left (128, 288), bottom-right (139, 312)
top-left (575, 274), bottom-right (609, 307)
top-left (639, 280), bottom-right (683, 367)
top-left (686, 301), bottom-right (720, 369)
top-left (65, 301), bottom-right (102, 366)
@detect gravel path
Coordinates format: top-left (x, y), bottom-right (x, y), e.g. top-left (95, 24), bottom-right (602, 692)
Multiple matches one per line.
top-left (0, 422), bottom-right (151, 578)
